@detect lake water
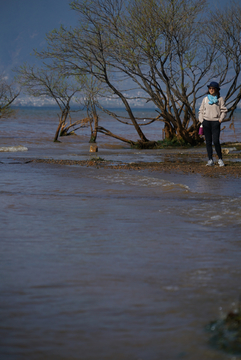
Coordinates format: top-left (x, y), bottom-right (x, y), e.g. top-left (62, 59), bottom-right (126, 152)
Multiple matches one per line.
top-left (1, 107), bottom-right (241, 360)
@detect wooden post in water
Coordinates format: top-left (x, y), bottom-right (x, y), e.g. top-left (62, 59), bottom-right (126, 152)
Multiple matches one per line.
top-left (89, 144), bottom-right (98, 152)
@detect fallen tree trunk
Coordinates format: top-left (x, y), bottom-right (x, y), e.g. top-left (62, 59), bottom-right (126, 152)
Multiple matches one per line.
top-left (97, 126), bottom-right (158, 148)
top-left (97, 126), bottom-right (135, 145)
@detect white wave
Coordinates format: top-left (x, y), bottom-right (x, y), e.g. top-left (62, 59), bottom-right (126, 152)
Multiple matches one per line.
top-left (95, 173), bottom-right (190, 191)
top-left (180, 196), bottom-right (241, 227)
top-left (0, 146), bottom-right (28, 152)
top-left (164, 286), bottom-right (179, 291)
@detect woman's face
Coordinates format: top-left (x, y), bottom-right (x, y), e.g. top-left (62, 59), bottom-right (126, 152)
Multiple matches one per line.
top-left (208, 87), bottom-right (217, 95)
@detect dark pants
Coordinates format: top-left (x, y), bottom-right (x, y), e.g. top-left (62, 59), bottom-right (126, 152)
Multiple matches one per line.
top-left (203, 120), bottom-right (222, 160)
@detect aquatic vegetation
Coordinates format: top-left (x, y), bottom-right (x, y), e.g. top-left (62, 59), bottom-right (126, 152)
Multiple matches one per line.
top-left (131, 140), bottom-right (158, 149)
top-left (131, 138), bottom-right (192, 149)
top-left (156, 137), bottom-right (192, 148)
top-left (89, 156), bottom-right (105, 162)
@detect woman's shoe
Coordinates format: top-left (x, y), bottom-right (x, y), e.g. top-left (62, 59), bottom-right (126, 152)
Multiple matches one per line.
top-left (206, 159), bottom-right (214, 166)
top-left (218, 159), bottom-right (225, 167)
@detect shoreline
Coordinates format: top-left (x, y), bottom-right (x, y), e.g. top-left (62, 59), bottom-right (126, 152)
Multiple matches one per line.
top-left (18, 153), bottom-right (241, 178)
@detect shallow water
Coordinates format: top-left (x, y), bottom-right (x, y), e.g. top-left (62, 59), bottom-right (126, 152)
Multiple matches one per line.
top-left (1, 108), bottom-right (241, 360)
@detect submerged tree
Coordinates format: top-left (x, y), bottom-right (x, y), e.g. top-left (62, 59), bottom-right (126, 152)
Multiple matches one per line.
top-left (78, 75), bottom-right (103, 143)
top-left (0, 74), bottom-right (19, 119)
top-left (16, 64), bottom-right (86, 141)
top-left (36, 0), bottom-right (241, 146)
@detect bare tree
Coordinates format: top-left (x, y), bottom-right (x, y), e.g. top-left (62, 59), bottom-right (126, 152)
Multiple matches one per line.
top-left (36, 0), bottom-right (241, 146)
top-left (79, 75), bottom-right (102, 143)
top-left (16, 64), bottom-right (86, 141)
top-left (0, 74), bottom-right (19, 119)
top-left (208, 1), bottom-right (241, 121)
top-left (37, 0), bottom-right (149, 144)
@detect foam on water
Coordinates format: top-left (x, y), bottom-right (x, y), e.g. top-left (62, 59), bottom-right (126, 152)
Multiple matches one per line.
top-left (94, 173), bottom-right (190, 192)
top-left (0, 146), bottom-right (28, 152)
top-left (177, 196), bottom-right (241, 227)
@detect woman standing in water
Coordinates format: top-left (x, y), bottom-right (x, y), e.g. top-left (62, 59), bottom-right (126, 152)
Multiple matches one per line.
top-left (199, 82), bottom-right (227, 166)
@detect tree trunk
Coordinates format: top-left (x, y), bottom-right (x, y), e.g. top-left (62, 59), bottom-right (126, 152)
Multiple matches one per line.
top-left (178, 125), bottom-right (204, 145)
top-left (163, 121), bottom-right (204, 146)
top-left (54, 120), bottom-right (64, 142)
top-left (164, 122), bottom-right (176, 140)
top-left (89, 114), bottom-right (98, 143)
top-left (104, 76), bottom-right (149, 142)
top-left (54, 109), bottom-right (69, 141)
top-left (97, 126), bottom-right (135, 145)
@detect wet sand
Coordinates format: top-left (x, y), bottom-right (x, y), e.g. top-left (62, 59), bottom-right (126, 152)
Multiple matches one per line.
top-left (21, 152), bottom-right (241, 178)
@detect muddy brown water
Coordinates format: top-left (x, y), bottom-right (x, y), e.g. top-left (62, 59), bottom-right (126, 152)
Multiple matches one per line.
top-left (1, 108), bottom-right (241, 359)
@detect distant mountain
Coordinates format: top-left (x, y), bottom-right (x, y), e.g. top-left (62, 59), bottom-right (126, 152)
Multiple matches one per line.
top-left (0, 0), bottom-right (232, 107)
top-left (0, 0), bottom-right (77, 77)
top-left (0, 0), bottom-right (229, 79)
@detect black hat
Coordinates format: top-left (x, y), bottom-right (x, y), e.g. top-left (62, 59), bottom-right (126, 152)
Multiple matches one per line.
top-left (207, 81), bottom-right (220, 90)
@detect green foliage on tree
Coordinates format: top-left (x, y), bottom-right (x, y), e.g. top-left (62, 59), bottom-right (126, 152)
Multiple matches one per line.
top-left (16, 64), bottom-right (89, 141)
top-left (22, 0), bottom-right (241, 145)
top-left (0, 74), bottom-right (19, 119)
